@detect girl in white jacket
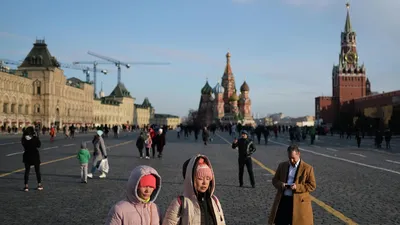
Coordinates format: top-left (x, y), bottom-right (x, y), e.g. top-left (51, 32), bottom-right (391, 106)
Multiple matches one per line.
top-left (163, 154), bottom-right (226, 225)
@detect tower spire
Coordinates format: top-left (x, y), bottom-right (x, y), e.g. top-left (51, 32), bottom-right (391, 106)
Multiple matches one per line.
top-left (344, 2), bottom-right (352, 32)
top-left (101, 81), bottom-right (103, 91)
top-left (224, 50), bottom-right (232, 75)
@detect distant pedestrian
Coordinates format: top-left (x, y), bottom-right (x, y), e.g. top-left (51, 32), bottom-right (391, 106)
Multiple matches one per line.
top-left (269, 144), bottom-right (316, 225)
top-left (136, 132), bottom-right (145, 158)
top-left (163, 155), bottom-right (226, 225)
top-left (309, 126), bottom-right (316, 145)
top-left (176, 126), bottom-right (181, 139)
top-left (202, 127), bottom-right (210, 145)
top-left (232, 130), bottom-right (256, 188)
top-left (144, 133), bottom-right (152, 159)
top-left (49, 126), bottom-right (55, 142)
top-left (21, 126), bottom-right (43, 192)
top-left (385, 129), bottom-right (392, 149)
top-left (77, 142), bottom-right (91, 183)
top-left (87, 130), bottom-right (108, 179)
top-left (355, 129), bottom-right (362, 148)
top-left (155, 129), bottom-right (166, 158)
top-left (105, 165), bottom-right (162, 225)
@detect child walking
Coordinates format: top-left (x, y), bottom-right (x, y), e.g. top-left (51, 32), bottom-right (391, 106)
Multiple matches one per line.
top-left (105, 165), bottom-right (162, 225)
top-left (145, 133), bottom-right (152, 159)
top-left (136, 132), bottom-right (145, 158)
top-left (77, 142), bottom-right (91, 183)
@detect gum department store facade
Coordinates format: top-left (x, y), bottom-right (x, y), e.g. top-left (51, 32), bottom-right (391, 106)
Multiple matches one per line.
top-left (0, 39), bottom-right (180, 129)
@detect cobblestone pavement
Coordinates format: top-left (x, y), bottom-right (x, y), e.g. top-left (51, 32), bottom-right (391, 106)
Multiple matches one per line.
top-left (243, 132), bottom-right (400, 225)
top-left (0, 131), bottom-right (399, 224)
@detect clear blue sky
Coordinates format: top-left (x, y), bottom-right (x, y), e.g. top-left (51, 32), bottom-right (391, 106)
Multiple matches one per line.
top-left (1, 0), bottom-right (399, 117)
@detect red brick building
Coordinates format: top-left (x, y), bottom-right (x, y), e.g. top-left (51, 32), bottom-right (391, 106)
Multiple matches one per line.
top-left (315, 4), bottom-right (400, 129)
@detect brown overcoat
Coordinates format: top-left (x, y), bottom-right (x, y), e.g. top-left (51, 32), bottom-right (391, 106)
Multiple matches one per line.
top-left (268, 160), bottom-right (316, 225)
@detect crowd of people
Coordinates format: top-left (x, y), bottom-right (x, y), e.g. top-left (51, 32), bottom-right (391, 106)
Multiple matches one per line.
top-left (20, 122), bottom-right (317, 225)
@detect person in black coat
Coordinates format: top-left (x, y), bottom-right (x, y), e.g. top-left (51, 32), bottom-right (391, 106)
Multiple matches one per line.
top-left (21, 126), bottom-right (43, 192)
top-left (232, 130), bottom-right (256, 188)
top-left (202, 127), bottom-right (210, 145)
top-left (155, 129), bottom-right (166, 158)
top-left (136, 132), bottom-right (145, 158)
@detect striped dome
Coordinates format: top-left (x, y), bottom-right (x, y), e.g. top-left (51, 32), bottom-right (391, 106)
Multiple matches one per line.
top-left (213, 82), bottom-right (224, 94)
top-left (201, 81), bottom-right (213, 95)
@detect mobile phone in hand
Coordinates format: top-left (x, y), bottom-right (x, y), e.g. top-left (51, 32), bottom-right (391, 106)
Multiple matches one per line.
top-left (285, 184), bottom-right (291, 188)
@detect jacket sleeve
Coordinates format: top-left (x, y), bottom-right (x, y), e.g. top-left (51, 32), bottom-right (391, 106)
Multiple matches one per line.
top-left (248, 141), bottom-right (256, 155)
top-left (162, 198), bottom-right (180, 225)
top-left (100, 138), bottom-right (107, 157)
top-left (213, 196), bottom-right (227, 225)
top-left (231, 142), bottom-right (238, 149)
top-left (105, 205), bottom-right (122, 225)
top-left (272, 163), bottom-right (285, 190)
top-left (294, 166), bottom-right (316, 193)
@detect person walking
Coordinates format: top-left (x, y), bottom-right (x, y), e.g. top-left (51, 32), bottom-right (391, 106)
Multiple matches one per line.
top-left (309, 126), bottom-right (316, 145)
top-left (87, 130), bottom-right (108, 179)
top-left (77, 142), bottom-right (91, 183)
top-left (105, 165), bottom-right (162, 225)
top-left (385, 129), bottom-right (392, 149)
top-left (21, 126), bottom-right (43, 192)
top-left (136, 132), bottom-right (145, 158)
top-left (144, 133), bottom-right (153, 159)
top-left (355, 129), bottom-right (362, 148)
top-left (202, 126), bottom-right (210, 146)
top-left (231, 130), bottom-right (256, 188)
top-left (155, 129), bottom-right (166, 158)
top-left (163, 155), bottom-right (226, 225)
top-left (49, 126), bottom-right (56, 142)
top-left (268, 144), bottom-right (316, 225)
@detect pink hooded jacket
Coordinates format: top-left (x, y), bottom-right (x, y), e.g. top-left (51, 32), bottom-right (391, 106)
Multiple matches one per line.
top-left (105, 165), bottom-right (162, 225)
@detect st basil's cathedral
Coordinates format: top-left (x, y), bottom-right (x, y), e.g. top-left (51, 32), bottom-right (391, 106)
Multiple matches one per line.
top-left (197, 52), bottom-right (255, 126)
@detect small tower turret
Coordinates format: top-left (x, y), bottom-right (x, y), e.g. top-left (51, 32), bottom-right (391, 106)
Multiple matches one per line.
top-left (213, 82), bottom-right (225, 119)
top-left (239, 81), bottom-right (252, 119)
top-left (99, 81), bottom-right (105, 98)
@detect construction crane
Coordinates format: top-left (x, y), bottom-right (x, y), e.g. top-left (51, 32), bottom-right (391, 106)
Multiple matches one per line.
top-left (71, 60), bottom-right (113, 98)
top-left (86, 51), bottom-right (170, 84)
top-left (0, 59), bottom-right (25, 75)
top-left (61, 63), bottom-right (108, 97)
top-left (0, 59), bottom-right (107, 95)
top-left (0, 59), bottom-right (23, 66)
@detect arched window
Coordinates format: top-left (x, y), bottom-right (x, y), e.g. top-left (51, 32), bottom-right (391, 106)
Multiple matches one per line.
top-left (34, 104), bottom-right (40, 114)
top-left (38, 55), bottom-right (43, 65)
top-left (33, 80), bottom-right (41, 95)
top-left (31, 56), bottom-right (37, 65)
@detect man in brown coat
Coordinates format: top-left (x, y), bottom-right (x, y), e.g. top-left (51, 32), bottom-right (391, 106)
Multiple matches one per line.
top-left (268, 144), bottom-right (316, 225)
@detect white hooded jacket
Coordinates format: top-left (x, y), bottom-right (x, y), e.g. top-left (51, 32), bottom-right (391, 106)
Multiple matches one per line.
top-left (162, 154), bottom-right (226, 225)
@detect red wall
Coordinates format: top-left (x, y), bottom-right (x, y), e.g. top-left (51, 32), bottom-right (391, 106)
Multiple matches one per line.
top-left (315, 96), bottom-right (335, 124)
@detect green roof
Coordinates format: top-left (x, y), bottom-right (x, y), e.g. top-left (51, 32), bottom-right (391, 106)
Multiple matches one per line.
top-left (109, 82), bottom-right (132, 98)
top-left (142, 97), bottom-right (152, 108)
top-left (154, 113), bottom-right (179, 119)
top-left (19, 39), bottom-right (60, 68)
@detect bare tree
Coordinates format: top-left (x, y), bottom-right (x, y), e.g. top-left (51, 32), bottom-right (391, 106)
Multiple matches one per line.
top-left (186, 109), bottom-right (198, 125)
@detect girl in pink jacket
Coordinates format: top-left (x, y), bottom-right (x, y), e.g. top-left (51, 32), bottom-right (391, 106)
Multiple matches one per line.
top-left (162, 154), bottom-right (226, 225)
top-left (105, 165), bottom-right (162, 225)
